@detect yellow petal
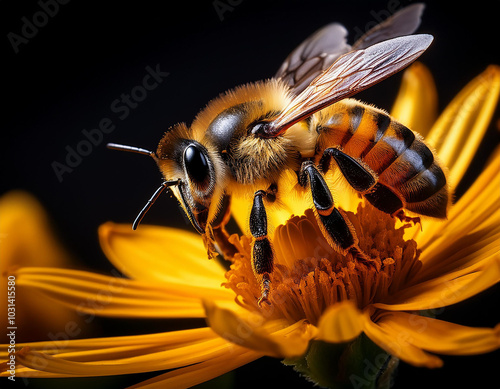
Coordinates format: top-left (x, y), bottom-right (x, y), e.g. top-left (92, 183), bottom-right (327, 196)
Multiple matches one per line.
top-left (427, 65), bottom-right (500, 189)
top-left (364, 312), bottom-right (443, 368)
top-left (391, 62), bottom-right (438, 136)
top-left (127, 349), bottom-right (262, 389)
top-left (0, 191), bottom-right (73, 269)
top-left (99, 223), bottom-right (227, 290)
top-left (15, 267), bottom-right (213, 318)
top-left (419, 216), bottom-right (499, 280)
top-left (374, 255), bottom-right (500, 311)
top-left (203, 300), bottom-right (315, 358)
top-left (2, 327), bottom-right (225, 378)
top-left (374, 311), bottom-right (500, 356)
top-left (416, 149), bottom-right (500, 268)
top-left (0, 328), bottom-right (218, 376)
top-left (12, 330), bottom-right (239, 377)
top-left (0, 191), bottom-right (83, 341)
top-left (1, 327), bottom-right (215, 360)
top-left (316, 301), bottom-right (365, 343)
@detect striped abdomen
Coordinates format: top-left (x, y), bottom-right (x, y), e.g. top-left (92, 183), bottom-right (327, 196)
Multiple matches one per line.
top-left (313, 99), bottom-right (449, 218)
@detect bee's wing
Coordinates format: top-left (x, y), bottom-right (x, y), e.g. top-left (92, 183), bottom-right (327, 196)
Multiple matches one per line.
top-left (259, 34), bottom-right (433, 138)
top-left (351, 3), bottom-right (425, 50)
top-left (276, 3), bottom-right (426, 95)
top-left (275, 23), bottom-right (351, 94)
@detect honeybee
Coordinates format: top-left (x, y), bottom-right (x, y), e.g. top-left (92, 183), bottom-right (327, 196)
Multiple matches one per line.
top-left (108, 4), bottom-right (449, 305)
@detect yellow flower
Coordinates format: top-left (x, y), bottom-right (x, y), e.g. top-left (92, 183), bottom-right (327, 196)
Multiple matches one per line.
top-left (1, 63), bottom-right (499, 388)
top-left (0, 192), bottom-right (86, 343)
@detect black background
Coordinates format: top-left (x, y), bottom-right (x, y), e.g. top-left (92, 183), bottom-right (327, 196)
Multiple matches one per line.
top-left (2, 1), bottom-right (499, 388)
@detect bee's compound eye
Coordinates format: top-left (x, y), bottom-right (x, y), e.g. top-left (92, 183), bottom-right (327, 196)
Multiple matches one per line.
top-left (184, 144), bottom-right (211, 189)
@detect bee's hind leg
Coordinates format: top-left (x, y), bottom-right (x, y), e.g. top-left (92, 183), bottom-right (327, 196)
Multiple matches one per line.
top-left (320, 147), bottom-right (377, 193)
top-left (321, 148), bottom-right (421, 230)
top-left (299, 161), bottom-right (378, 269)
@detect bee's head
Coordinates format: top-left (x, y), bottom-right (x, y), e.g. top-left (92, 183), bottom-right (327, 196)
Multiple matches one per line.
top-left (155, 123), bottom-right (225, 234)
top-left (106, 79), bottom-right (291, 234)
top-left (106, 122), bottom-right (222, 234)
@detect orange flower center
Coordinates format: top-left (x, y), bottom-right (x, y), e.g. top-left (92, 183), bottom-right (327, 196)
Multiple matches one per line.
top-left (223, 203), bottom-right (422, 325)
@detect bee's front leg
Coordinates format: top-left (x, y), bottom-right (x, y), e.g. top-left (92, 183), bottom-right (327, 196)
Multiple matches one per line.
top-left (250, 189), bottom-right (274, 306)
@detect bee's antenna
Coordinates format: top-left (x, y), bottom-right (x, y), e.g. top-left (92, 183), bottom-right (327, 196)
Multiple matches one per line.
top-left (133, 179), bottom-right (181, 230)
top-left (106, 143), bottom-right (157, 160)
top-left (107, 142), bottom-right (181, 229)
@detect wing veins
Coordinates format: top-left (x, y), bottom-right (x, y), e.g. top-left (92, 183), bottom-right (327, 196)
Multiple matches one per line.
top-left (265, 35), bottom-right (433, 135)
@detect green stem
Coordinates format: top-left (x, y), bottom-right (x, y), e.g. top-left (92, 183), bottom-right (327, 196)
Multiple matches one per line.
top-left (283, 334), bottom-right (398, 389)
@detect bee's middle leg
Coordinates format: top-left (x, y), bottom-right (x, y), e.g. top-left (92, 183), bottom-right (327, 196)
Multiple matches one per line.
top-left (249, 189), bottom-right (275, 306)
top-left (299, 161), bottom-right (374, 266)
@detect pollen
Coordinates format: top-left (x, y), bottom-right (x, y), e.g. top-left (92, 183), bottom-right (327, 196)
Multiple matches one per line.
top-left (223, 203), bottom-right (422, 325)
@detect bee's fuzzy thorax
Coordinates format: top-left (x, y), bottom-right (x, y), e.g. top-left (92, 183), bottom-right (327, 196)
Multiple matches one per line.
top-left (190, 79), bottom-right (292, 136)
top-left (188, 79), bottom-right (306, 187)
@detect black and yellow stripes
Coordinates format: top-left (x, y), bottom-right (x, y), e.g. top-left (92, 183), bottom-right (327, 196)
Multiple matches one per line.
top-left (315, 100), bottom-right (448, 218)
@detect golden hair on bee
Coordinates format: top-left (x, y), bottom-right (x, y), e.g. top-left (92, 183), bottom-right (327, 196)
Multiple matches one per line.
top-left (191, 79), bottom-right (292, 136)
top-left (189, 79), bottom-right (310, 186)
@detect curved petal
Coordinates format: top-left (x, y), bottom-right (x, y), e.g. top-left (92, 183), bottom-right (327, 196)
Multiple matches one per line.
top-left (363, 313), bottom-right (443, 368)
top-left (390, 62), bottom-right (438, 136)
top-left (316, 301), bottom-right (365, 343)
top-left (0, 191), bottom-right (73, 270)
top-left (373, 311), bottom-right (500, 356)
top-left (1, 327), bottom-right (215, 359)
top-left (126, 349), bottom-right (262, 389)
top-left (426, 65), bottom-right (500, 189)
top-left (374, 254), bottom-right (500, 311)
top-left (1, 327), bottom-right (222, 378)
top-left (203, 300), bottom-right (316, 358)
top-left (12, 330), bottom-right (237, 377)
top-left (419, 217), bottom-right (500, 280)
top-left (15, 267), bottom-right (215, 318)
top-left (99, 223), bottom-right (227, 291)
top-left (416, 149), bottom-right (500, 272)
top-left (412, 142), bottom-right (499, 253)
